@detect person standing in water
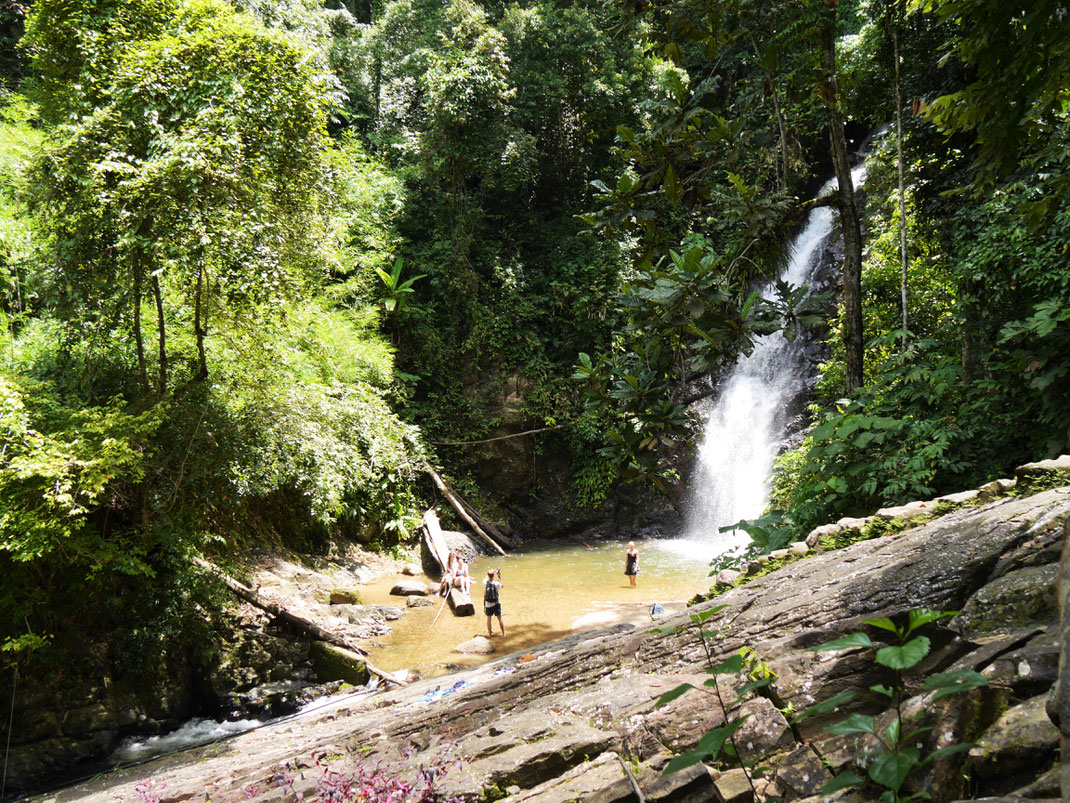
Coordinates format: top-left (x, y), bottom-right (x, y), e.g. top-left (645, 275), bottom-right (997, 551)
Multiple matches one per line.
top-left (483, 568), bottom-right (505, 636)
top-left (625, 542), bottom-right (639, 587)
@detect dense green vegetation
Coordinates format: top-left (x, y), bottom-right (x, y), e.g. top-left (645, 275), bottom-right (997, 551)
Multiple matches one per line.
top-left (1, 0), bottom-right (1068, 682)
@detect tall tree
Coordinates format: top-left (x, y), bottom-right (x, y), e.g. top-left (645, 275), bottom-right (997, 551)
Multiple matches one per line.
top-left (26, 0), bottom-right (331, 393)
top-left (886, 0), bottom-right (909, 341)
top-left (815, 1), bottom-right (865, 391)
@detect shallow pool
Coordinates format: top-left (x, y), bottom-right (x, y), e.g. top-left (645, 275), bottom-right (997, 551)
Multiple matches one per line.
top-left (357, 538), bottom-right (716, 679)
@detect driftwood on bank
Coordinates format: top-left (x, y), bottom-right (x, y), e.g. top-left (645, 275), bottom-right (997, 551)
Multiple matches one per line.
top-left (421, 509), bottom-right (475, 617)
top-left (422, 509), bottom-right (452, 573)
top-left (193, 558), bottom-right (407, 687)
top-left (421, 460), bottom-right (508, 556)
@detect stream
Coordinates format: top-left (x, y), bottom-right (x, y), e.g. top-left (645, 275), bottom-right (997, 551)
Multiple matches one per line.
top-left (101, 538), bottom-right (709, 771)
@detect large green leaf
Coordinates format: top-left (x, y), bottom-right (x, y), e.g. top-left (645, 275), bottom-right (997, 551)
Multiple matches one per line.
top-left (820, 770), bottom-right (863, 794)
top-left (826, 713), bottom-right (877, 736)
top-left (655, 683), bottom-right (694, 707)
top-left (690, 604), bottom-right (729, 624)
top-left (868, 748), bottom-right (920, 792)
top-left (708, 653), bottom-right (745, 676)
top-left (662, 750), bottom-right (707, 775)
top-left (920, 669), bottom-right (987, 701)
top-left (814, 632), bottom-right (873, 652)
top-left (734, 677), bottom-right (773, 701)
top-left (695, 717), bottom-right (748, 759)
top-left (861, 616), bottom-right (900, 635)
top-left (906, 609), bottom-right (957, 634)
top-left (876, 636), bottom-right (930, 670)
top-left (791, 690), bottom-right (858, 723)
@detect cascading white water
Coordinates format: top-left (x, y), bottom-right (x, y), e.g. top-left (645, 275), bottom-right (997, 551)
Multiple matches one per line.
top-left (675, 164), bottom-right (869, 560)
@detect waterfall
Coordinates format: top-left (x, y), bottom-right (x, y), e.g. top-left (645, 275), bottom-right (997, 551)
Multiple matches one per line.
top-left (677, 164), bottom-right (869, 560)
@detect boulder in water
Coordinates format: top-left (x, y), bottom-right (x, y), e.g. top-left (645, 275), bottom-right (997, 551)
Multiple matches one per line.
top-left (390, 580), bottom-right (429, 597)
top-left (329, 589), bottom-right (362, 605)
top-left (454, 636), bottom-right (495, 655)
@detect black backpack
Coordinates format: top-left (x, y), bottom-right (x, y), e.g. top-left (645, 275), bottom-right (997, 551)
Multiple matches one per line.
top-left (484, 579), bottom-right (499, 605)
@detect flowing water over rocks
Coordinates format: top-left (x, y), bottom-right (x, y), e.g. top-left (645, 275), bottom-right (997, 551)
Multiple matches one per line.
top-left (683, 165), bottom-right (868, 560)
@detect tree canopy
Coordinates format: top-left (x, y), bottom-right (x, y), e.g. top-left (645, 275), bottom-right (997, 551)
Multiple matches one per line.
top-left (1, 0), bottom-right (1068, 674)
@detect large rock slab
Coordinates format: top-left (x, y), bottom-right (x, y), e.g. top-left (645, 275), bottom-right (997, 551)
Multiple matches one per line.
top-left (1015, 454), bottom-right (1070, 494)
top-left (734, 697), bottom-right (794, 762)
top-left (462, 720), bottom-right (620, 790)
top-left (1053, 513), bottom-right (1070, 802)
top-left (953, 564), bottom-right (1059, 637)
top-left (969, 694), bottom-right (1060, 779)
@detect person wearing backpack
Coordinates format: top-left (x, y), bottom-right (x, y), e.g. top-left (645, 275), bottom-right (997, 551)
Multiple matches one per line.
top-left (483, 568), bottom-right (504, 637)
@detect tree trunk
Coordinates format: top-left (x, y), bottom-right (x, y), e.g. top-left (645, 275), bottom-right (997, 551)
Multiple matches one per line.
top-left (193, 263), bottom-right (208, 381)
top-left (891, 13), bottom-right (909, 344)
top-left (818, 16), bottom-right (865, 393)
top-left (152, 275), bottom-right (168, 395)
top-left (771, 84), bottom-right (791, 190)
top-left (750, 35), bottom-right (791, 189)
top-left (421, 460), bottom-right (508, 556)
top-left (373, 54), bottom-right (381, 120)
top-left (133, 262), bottom-right (150, 394)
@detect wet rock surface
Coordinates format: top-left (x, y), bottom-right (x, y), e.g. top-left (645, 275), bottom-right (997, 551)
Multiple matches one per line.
top-left (21, 480), bottom-right (1070, 802)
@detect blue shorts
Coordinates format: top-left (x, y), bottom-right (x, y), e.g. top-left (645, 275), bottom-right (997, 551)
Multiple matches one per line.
top-left (485, 603), bottom-right (502, 617)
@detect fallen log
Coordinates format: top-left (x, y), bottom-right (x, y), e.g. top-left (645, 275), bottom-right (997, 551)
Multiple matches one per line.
top-left (448, 586), bottom-right (475, 617)
top-left (193, 558), bottom-right (407, 687)
top-left (423, 510), bottom-right (476, 617)
top-left (421, 460), bottom-right (508, 556)
top-left (455, 492), bottom-right (519, 549)
top-left (422, 509), bottom-right (453, 576)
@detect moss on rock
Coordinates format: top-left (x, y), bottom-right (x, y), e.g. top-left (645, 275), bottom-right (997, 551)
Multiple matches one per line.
top-left (952, 564), bottom-right (1058, 638)
top-left (1014, 455), bottom-right (1070, 496)
top-left (309, 641), bottom-right (369, 686)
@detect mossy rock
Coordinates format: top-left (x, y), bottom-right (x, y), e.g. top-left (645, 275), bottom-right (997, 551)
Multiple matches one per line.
top-left (329, 588), bottom-right (362, 605)
top-left (952, 564), bottom-right (1058, 638)
top-left (309, 641), bottom-right (369, 686)
top-left (1014, 455), bottom-right (1070, 496)
top-left (817, 525), bottom-right (867, 552)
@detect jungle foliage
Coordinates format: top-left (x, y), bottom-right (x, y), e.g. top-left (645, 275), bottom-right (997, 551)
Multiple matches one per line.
top-left (759, 0), bottom-right (1070, 539)
top-left (1, 0), bottom-right (423, 670)
top-left (0, 0), bottom-right (1068, 675)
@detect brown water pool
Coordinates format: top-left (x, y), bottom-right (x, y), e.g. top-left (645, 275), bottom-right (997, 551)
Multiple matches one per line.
top-left (357, 538), bottom-right (712, 679)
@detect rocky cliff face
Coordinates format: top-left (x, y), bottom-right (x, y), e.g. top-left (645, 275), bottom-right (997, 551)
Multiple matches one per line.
top-left (36, 459), bottom-right (1070, 803)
